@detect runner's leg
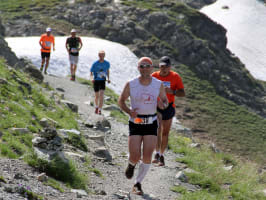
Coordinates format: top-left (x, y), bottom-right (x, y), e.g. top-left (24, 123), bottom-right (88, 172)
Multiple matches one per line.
top-left (160, 118), bottom-right (173, 154)
top-left (99, 89), bottom-right (104, 110)
top-left (94, 91), bottom-right (99, 108)
top-left (44, 57), bottom-right (50, 74)
top-left (128, 135), bottom-right (142, 164)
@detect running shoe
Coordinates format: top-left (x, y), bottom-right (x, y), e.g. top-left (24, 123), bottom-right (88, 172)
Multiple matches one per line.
top-left (132, 182), bottom-right (143, 195)
top-left (158, 155), bottom-right (165, 166)
top-left (125, 163), bottom-right (135, 179)
top-left (40, 66), bottom-right (43, 72)
top-left (152, 153), bottom-right (160, 164)
top-left (98, 110), bottom-right (101, 115)
top-left (95, 107), bottom-right (99, 114)
top-left (44, 71), bottom-right (47, 75)
top-left (73, 75), bottom-right (76, 81)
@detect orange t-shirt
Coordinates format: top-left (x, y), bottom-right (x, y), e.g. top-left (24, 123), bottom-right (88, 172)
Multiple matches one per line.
top-left (152, 71), bottom-right (184, 107)
top-left (39, 34), bottom-right (55, 53)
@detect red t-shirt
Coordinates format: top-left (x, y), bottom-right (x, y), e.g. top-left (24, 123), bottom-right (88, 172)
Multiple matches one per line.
top-left (152, 71), bottom-right (184, 107)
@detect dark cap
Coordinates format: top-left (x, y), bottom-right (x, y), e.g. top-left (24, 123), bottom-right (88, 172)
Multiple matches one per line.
top-left (159, 56), bottom-right (171, 66)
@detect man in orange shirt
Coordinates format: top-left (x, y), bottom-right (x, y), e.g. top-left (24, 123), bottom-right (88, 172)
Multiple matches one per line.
top-left (152, 56), bottom-right (185, 166)
top-left (39, 27), bottom-right (55, 74)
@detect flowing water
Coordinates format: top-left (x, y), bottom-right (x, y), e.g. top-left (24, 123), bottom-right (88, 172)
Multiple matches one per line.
top-left (201, 0), bottom-right (266, 81)
top-left (5, 36), bottom-right (139, 93)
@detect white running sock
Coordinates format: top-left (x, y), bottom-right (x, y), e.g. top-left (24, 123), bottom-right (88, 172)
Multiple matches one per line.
top-left (135, 162), bottom-right (150, 184)
top-left (128, 160), bottom-right (136, 166)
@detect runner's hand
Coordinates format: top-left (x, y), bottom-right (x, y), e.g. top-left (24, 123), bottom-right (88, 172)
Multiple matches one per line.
top-left (107, 80), bottom-right (111, 84)
top-left (164, 87), bottom-right (173, 94)
top-left (129, 108), bottom-right (138, 118)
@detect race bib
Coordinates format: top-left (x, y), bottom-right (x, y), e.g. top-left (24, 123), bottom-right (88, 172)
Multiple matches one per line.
top-left (98, 71), bottom-right (107, 79)
top-left (45, 41), bottom-right (51, 47)
top-left (71, 48), bottom-right (78, 53)
top-left (163, 81), bottom-right (171, 88)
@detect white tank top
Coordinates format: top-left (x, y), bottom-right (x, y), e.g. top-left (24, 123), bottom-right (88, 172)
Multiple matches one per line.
top-left (129, 77), bottom-right (161, 121)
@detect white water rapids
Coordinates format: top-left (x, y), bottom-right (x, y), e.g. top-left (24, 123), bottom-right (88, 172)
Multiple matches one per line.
top-left (5, 36), bottom-right (139, 94)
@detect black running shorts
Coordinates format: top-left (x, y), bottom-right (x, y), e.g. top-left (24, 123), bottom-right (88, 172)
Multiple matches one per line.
top-left (157, 103), bottom-right (176, 120)
top-left (129, 120), bottom-right (158, 136)
top-left (41, 52), bottom-right (50, 58)
top-left (93, 80), bottom-right (106, 92)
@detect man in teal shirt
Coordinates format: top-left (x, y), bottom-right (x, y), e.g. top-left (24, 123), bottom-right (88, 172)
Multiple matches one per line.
top-left (90, 50), bottom-right (111, 115)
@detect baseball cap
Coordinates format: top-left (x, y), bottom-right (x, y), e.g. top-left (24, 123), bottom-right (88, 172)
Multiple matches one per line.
top-left (71, 29), bottom-right (76, 33)
top-left (46, 27), bottom-right (52, 32)
top-left (159, 56), bottom-right (171, 66)
top-left (138, 57), bottom-right (153, 66)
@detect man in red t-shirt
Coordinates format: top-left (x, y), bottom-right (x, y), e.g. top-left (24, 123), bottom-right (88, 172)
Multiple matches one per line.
top-left (152, 56), bottom-right (185, 166)
top-left (39, 27), bottom-right (55, 74)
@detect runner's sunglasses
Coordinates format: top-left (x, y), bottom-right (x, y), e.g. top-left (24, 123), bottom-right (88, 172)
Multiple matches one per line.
top-left (139, 64), bottom-right (152, 68)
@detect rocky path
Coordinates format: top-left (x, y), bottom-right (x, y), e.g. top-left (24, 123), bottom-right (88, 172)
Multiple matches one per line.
top-left (44, 74), bottom-right (183, 200)
top-left (0, 74), bottom-right (187, 200)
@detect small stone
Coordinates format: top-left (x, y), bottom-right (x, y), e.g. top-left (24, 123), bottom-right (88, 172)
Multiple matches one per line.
top-left (223, 165), bottom-right (233, 171)
top-left (37, 173), bottom-right (48, 182)
top-left (10, 128), bottom-right (29, 134)
top-left (94, 146), bottom-right (112, 162)
top-left (71, 189), bottom-right (88, 197)
top-left (175, 171), bottom-right (188, 183)
top-left (189, 143), bottom-right (200, 148)
top-left (14, 173), bottom-right (28, 181)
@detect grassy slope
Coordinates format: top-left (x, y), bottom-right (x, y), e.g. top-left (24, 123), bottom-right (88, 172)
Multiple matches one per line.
top-left (121, 0), bottom-right (266, 165)
top-left (0, 59), bottom-right (88, 191)
top-left (169, 135), bottom-right (266, 200)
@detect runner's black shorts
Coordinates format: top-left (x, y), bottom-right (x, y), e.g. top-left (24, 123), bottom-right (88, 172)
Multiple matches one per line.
top-left (129, 120), bottom-right (158, 136)
top-left (157, 102), bottom-right (175, 120)
top-left (41, 52), bottom-right (50, 58)
top-left (93, 80), bottom-right (106, 92)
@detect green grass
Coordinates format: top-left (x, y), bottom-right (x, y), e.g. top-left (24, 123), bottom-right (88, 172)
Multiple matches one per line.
top-left (0, 0), bottom-right (66, 20)
top-left (169, 135), bottom-right (266, 199)
top-left (89, 168), bottom-right (103, 177)
top-left (0, 175), bottom-right (7, 183)
top-left (26, 154), bottom-right (88, 190)
top-left (64, 131), bottom-right (88, 152)
top-left (177, 64), bottom-right (266, 164)
top-left (0, 59), bottom-right (86, 189)
top-left (44, 178), bottom-right (64, 192)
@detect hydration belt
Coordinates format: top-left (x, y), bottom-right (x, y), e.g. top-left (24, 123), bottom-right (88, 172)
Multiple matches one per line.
top-left (132, 113), bottom-right (157, 125)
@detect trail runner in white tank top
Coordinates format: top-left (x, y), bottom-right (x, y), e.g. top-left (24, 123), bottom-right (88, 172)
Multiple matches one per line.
top-left (118, 57), bottom-right (168, 195)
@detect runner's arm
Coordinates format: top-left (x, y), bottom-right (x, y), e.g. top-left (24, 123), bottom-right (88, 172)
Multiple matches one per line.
top-left (118, 82), bottom-right (137, 118)
top-left (52, 37), bottom-right (55, 51)
top-left (158, 83), bottom-right (169, 109)
top-left (65, 39), bottom-right (69, 52)
top-left (78, 37), bottom-right (83, 51)
top-left (107, 69), bottom-right (110, 83)
top-left (173, 88), bottom-right (185, 97)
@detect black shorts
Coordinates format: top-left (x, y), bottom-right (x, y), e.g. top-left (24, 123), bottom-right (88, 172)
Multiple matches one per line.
top-left (129, 120), bottom-right (158, 136)
top-left (41, 52), bottom-right (50, 59)
top-left (93, 80), bottom-right (106, 92)
top-left (157, 103), bottom-right (175, 120)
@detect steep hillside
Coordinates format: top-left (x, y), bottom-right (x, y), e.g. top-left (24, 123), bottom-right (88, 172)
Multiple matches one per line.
top-left (0, 0), bottom-right (266, 163)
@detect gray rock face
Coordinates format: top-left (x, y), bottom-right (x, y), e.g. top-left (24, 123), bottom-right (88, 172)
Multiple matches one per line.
top-left (94, 146), bottom-right (112, 161)
top-left (61, 100), bottom-right (78, 113)
top-left (33, 128), bottom-right (66, 162)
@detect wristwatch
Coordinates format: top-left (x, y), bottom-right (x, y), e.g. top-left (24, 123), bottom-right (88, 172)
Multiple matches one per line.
top-left (173, 90), bottom-right (176, 95)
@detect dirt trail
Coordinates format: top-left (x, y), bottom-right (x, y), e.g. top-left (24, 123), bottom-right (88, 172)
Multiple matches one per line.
top-left (44, 74), bottom-right (182, 200)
